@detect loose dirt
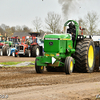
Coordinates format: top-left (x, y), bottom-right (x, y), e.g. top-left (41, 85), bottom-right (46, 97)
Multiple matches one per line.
top-left (0, 56), bottom-right (35, 62)
top-left (0, 56), bottom-right (100, 100)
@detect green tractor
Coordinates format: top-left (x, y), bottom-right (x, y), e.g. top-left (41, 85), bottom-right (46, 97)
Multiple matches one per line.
top-left (0, 36), bottom-right (13, 56)
top-left (35, 20), bottom-right (95, 74)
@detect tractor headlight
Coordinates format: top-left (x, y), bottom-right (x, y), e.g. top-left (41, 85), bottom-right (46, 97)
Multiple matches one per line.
top-left (78, 36), bottom-right (80, 39)
top-left (81, 36), bottom-right (83, 38)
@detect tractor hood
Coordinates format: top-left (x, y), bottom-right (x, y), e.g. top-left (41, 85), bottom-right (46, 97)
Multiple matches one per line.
top-left (19, 43), bottom-right (28, 48)
top-left (44, 34), bottom-right (72, 53)
top-left (44, 34), bottom-right (71, 40)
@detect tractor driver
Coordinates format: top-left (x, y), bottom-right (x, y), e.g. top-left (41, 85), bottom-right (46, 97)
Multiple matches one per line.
top-left (26, 39), bottom-right (31, 49)
top-left (67, 23), bottom-right (76, 42)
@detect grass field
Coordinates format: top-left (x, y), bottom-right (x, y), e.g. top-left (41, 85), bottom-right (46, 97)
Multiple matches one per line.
top-left (0, 61), bottom-right (35, 67)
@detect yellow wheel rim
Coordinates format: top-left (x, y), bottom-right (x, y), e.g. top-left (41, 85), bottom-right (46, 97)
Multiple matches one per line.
top-left (70, 61), bottom-right (73, 71)
top-left (88, 45), bottom-right (94, 68)
top-left (41, 66), bottom-right (43, 70)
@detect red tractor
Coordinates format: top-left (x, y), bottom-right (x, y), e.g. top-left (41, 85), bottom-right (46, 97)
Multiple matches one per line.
top-left (15, 33), bottom-right (43, 57)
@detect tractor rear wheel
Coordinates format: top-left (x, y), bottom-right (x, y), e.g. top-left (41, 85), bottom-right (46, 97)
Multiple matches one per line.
top-left (26, 50), bottom-right (31, 57)
top-left (74, 38), bottom-right (95, 73)
top-left (64, 57), bottom-right (74, 74)
top-left (35, 59), bottom-right (44, 73)
top-left (3, 46), bottom-right (9, 56)
top-left (32, 45), bottom-right (40, 57)
top-left (0, 49), bottom-right (3, 56)
top-left (2, 46), bottom-right (6, 55)
top-left (7, 48), bottom-right (11, 56)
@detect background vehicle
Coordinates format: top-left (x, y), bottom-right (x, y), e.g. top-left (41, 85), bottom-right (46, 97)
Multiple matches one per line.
top-left (6, 36), bottom-right (20, 56)
top-left (15, 33), bottom-right (44, 57)
top-left (0, 37), bottom-right (13, 56)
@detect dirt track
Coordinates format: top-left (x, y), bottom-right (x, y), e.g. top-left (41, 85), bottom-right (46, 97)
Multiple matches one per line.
top-left (0, 56), bottom-right (35, 62)
top-left (0, 57), bottom-right (100, 100)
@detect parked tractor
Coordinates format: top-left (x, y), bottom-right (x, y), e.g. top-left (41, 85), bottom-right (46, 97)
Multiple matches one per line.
top-left (7, 36), bottom-right (20, 56)
top-left (15, 34), bottom-right (43, 57)
top-left (35, 20), bottom-right (96, 74)
top-left (0, 37), bottom-right (13, 56)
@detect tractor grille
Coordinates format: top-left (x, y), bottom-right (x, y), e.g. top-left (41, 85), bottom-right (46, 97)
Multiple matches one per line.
top-left (18, 45), bottom-right (24, 54)
top-left (18, 46), bottom-right (24, 50)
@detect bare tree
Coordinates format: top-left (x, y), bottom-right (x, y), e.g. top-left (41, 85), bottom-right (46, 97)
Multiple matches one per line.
top-left (11, 26), bottom-right (16, 33)
top-left (78, 12), bottom-right (99, 35)
top-left (0, 27), bottom-right (4, 35)
top-left (86, 12), bottom-right (99, 35)
top-left (45, 12), bottom-right (61, 34)
top-left (32, 17), bottom-right (42, 32)
top-left (0, 24), bottom-right (32, 37)
top-left (22, 25), bottom-right (32, 32)
top-left (85, 12), bottom-right (99, 35)
top-left (15, 25), bottom-right (22, 32)
top-left (0, 24), bottom-right (13, 36)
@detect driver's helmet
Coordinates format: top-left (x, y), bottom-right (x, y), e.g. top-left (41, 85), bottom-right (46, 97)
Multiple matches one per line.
top-left (69, 23), bottom-right (73, 28)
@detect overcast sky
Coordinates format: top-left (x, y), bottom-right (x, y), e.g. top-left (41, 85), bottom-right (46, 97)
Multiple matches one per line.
top-left (0, 0), bottom-right (100, 31)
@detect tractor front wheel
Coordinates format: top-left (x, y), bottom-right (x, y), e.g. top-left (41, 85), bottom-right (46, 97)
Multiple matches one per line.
top-left (35, 59), bottom-right (44, 73)
top-left (64, 57), bottom-right (74, 74)
top-left (12, 52), bottom-right (15, 57)
top-left (26, 50), bottom-right (31, 57)
top-left (15, 50), bottom-right (18, 57)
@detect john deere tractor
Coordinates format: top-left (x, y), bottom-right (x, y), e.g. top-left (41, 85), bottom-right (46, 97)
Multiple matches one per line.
top-left (35, 20), bottom-right (95, 74)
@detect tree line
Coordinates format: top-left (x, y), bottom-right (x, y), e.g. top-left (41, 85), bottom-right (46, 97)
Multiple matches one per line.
top-left (0, 24), bottom-right (32, 37)
top-left (0, 11), bottom-right (100, 37)
top-left (33, 11), bottom-right (100, 35)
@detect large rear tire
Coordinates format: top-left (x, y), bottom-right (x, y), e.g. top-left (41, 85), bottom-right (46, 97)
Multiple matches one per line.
top-left (35, 59), bottom-right (44, 73)
top-left (7, 48), bottom-right (11, 56)
top-left (32, 45), bottom-right (40, 57)
top-left (3, 46), bottom-right (9, 56)
top-left (74, 38), bottom-right (95, 73)
top-left (2, 46), bottom-right (6, 55)
top-left (0, 49), bottom-right (3, 56)
top-left (26, 50), bottom-right (31, 57)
